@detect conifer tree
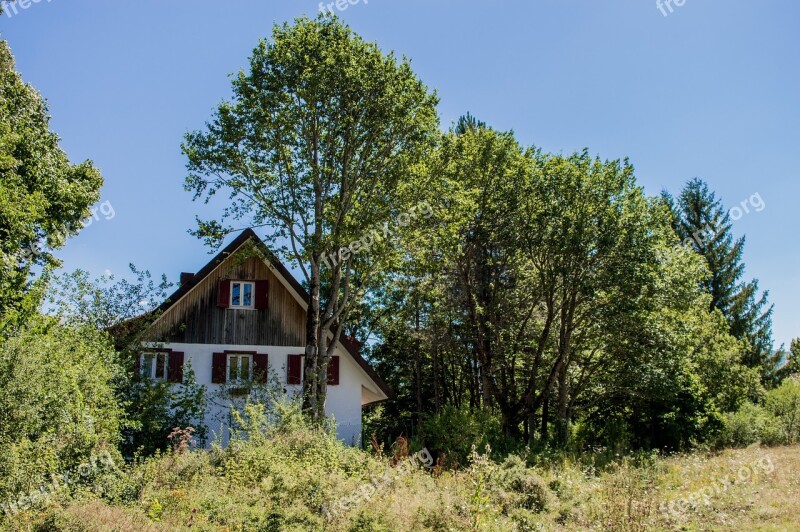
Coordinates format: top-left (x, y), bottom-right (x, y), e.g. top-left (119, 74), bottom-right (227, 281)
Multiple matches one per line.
top-left (664, 178), bottom-right (775, 378)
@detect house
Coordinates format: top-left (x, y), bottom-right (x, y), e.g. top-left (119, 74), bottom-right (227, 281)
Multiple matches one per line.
top-left (140, 229), bottom-right (390, 446)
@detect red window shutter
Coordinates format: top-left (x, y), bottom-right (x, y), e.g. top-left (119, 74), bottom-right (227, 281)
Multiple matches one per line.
top-left (253, 353), bottom-right (269, 384)
top-left (255, 280), bottom-right (269, 310)
top-left (216, 280), bottom-right (231, 308)
top-left (287, 354), bottom-right (302, 385)
top-left (212, 352), bottom-right (227, 384)
top-left (168, 352), bottom-right (185, 383)
top-left (327, 356), bottom-right (340, 386)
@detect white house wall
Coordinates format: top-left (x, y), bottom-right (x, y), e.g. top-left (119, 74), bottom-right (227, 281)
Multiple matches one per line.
top-left (159, 342), bottom-right (368, 446)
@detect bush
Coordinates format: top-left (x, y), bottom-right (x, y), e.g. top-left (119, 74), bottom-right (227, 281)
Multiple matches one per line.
top-left (421, 405), bottom-right (518, 465)
top-left (718, 402), bottom-right (769, 447)
top-left (0, 315), bottom-right (123, 504)
top-left (765, 378), bottom-right (800, 444)
top-left (717, 379), bottom-right (800, 448)
top-left (497, 455), bottom-right (554, 513)
top-left (120, 363), bottom-right (208, 458)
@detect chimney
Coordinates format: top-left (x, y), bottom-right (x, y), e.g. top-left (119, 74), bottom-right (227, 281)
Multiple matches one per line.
top-left (180, 272), bottom-right (194, 286)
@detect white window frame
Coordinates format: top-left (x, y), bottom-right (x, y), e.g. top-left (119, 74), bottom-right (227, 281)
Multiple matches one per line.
top-left (227, 353), bottom-right (253, 385)
top-left (141, 352), bottom-right (169, 381)
top-left (229, 281), bottom-right (255, 309)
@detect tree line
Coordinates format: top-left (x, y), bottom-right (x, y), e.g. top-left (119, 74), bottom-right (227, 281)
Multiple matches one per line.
top-left (0, 15), bottom-right (797, 477)
top-left (180, 16), bottom-right (794, 453)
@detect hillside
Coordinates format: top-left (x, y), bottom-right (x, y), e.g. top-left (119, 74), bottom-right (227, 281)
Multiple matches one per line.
top-left (7, 413), bottom-right (799, 531)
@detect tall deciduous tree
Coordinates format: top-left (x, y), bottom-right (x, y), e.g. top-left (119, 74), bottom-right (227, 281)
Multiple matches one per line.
top-left (182, 16), bottom-right (439, 420)
top-left (664, 178), bottom-right (775, 379)
top-left (0, 40), bottom-right (102, 319)
top-left (430, 121), bottom-right (532, 436)
top-left (518, 151), bottom-right (674, 445)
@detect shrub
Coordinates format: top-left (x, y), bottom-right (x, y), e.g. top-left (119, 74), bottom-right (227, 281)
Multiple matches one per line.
top-left (0, 315), bottom-right (122, 505)
top-left (497, 455), bottom-right (554, 513)
top-left (765, 378), bottom-right (800, 444)
top-left (121, 363), bottom-right (208, 458)
top-left (717, 402), bottom-right (769, 448)
top-left (421, 405), bottom-right (518, 465)
top-left (717, 379), bottom-right (800, 448)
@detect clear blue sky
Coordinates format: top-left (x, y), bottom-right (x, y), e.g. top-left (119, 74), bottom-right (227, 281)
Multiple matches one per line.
top-left (1, 1), bottom-right (798, 346)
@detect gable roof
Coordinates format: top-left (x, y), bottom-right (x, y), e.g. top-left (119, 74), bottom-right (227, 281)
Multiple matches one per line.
top-left (155, 229), bottom-right (391, 399)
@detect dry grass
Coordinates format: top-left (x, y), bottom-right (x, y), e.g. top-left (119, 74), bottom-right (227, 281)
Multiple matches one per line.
top-left (652, 445), bottom-right (800, 531)
top-left (6, 444), bottom-right (800, 531)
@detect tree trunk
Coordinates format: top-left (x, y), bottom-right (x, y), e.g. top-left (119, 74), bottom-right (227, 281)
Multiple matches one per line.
top-left (556, 358), bottom-right (570, 447)
top-left (414, 300), bottom-right (424, 431)
top-left (302, 261), bottom-right (323, 422)
top-left (501, 410), bottom-right (522, 439)
top-left (433, 346), bottom-right (441, 413)
top-left (541, 390), bottom-right (550, 446)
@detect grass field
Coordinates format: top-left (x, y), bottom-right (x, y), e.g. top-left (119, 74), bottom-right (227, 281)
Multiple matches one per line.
top-left (6, 438), bottom-right (800, 531)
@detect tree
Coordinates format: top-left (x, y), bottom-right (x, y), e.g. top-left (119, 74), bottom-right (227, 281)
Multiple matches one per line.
top-left (516, 151), bottom-right (680, 445)
top-left (183, 15), bottom-right (439, 421)
top-left (664, 178), bottom-right (776, 379)
top-left (49, 268), bottom-right (208, 456)
top-left (765, 378), bottom-right (800, 444)
top-left (0, 40), bottom-right (102, 318)
top-left (0, 311), bottom-right (122, 500)
top-left (778, 339), bottom-right (800, 378)
top-left (432, 123), bottom-right (533, 437)
top-left (362, 131), bottom-right (756, 452)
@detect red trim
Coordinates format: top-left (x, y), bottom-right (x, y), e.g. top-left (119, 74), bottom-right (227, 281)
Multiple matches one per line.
top-left (253, 353), bottom-right (269, 384)
top-left (168, 352), bottom-right (185, 383)
top-left (255, 280), bottom-right (269, 310)
top-left (327, 356), bottom-right (340, 386)
top-left (217, 279), bottom-right (231, 308)
top-left (211, 352), bottom-right (227, 384)
top-left (287, 354), bottom-right (303, 385)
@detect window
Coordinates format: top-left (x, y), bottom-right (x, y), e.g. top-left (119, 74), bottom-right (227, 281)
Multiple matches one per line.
top-left (227, 353), bottom-right (253, 384)
top-left (141, 352), bottom-right (168, 381)
top-left (217, 280), bottom-right (268, 310)
top-left (286, 354), bottom-right (339, 385)
top-left (230, 281), bottom-right (255, 309)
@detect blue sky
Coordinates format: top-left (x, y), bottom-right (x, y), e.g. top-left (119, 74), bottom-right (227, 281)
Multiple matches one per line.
top-left (1, 0), bottom-right (798, 346)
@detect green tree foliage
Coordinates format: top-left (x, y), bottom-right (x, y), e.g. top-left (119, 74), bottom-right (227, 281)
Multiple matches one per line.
top-left (122, 364), bottom-right (207, 458)
top-left (0, 312), bottom-right (122, 500)
top-left (365, 118), bottom-right (755, 453)
top-left (49, 269), bottom-right (208, 457)
top-left (782, 339), bottom-right (800, 377)
top-left (718, 377), bottom-right (800, 447)
top-left (0, 40), bottom-right (102, 317)
top-left (663, 178), bottom-right (776, 380)
top-left (182, 15), bottom-right (439, 421)
top-left (765, 378), bottom-right (800, 444)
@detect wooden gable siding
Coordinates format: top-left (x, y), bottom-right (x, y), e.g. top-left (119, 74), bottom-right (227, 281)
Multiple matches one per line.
top-left (150, 254), bottom-right (306, 346)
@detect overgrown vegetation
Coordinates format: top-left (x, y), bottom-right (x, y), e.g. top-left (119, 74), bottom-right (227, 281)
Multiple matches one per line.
top-left (3, 398), bottom-right (800, 531)
top-left (1, 13), bottom-right (799, 531)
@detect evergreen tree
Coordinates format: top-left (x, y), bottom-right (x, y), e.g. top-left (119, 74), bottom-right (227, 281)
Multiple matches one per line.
top-left (664, 178), bottom-right (776, 379)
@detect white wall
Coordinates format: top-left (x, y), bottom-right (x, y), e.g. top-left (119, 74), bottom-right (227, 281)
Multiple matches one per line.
top-left (157, 343), bottom-right (367, 447)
